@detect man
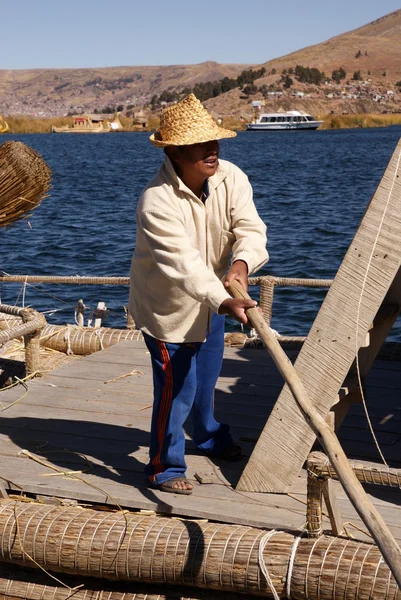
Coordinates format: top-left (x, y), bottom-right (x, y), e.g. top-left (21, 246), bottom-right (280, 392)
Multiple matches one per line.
top-left (129, 94), bottom-right (268, 494)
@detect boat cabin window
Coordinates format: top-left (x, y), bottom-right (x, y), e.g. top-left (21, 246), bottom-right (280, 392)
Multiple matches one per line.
top-left (306, 116), bottom-right (315, 121)
top-left (260, 117), bottom-right (268, 123)
top-left (270, 117), bottom-right (277, 122)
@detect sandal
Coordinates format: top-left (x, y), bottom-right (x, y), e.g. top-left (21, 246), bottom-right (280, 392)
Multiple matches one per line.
top-left (215, 444), bottom-right (243, 461)
top-left (150, 477), bottom-right (193, 495)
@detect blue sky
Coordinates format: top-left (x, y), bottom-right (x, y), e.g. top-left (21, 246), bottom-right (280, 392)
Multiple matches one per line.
top-left (2, 0), bottom-right (401, 70)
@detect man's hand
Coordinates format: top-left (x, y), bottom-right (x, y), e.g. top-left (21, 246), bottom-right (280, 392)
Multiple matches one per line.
top-left (224, 260), bottom-right (248, 292)
top-left (218, 297), bottom-right (257, 325)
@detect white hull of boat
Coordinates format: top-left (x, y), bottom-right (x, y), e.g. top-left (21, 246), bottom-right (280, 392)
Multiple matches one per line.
top-left (246, 122), bottom-right (322, 131)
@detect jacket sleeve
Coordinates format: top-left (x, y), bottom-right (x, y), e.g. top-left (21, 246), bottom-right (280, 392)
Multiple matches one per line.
top-left (230, 173), bottom-right (269, 275)
top-left (138, 209), bottom-right (231, 313)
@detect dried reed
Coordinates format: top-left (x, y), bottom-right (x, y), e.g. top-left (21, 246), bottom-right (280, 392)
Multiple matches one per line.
top-left (6, 116), bottom-right (73, 135)
top-left (0, 562), bottom-right (245, 600)
top-left (0, 314), bottom-right (144, 357)
top-left (308, 451), bottom-right (401, 488)
top-left (0, 141), bottom-right (51, 228)
top-left (0, 500), bottom-right (398, 599)
top-left (40, 325), bottom-right (143, 355)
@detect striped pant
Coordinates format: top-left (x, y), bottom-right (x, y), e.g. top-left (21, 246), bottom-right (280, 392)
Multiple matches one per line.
top-left (143, 313), bottom-right (233, 485)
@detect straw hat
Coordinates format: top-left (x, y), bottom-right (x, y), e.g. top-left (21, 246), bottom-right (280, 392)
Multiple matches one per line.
top-left (150, 93), bottom-right (236, 147)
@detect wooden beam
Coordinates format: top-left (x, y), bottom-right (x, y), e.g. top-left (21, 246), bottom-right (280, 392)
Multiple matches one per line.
top-left (236, 138), bottom-right (401, 493)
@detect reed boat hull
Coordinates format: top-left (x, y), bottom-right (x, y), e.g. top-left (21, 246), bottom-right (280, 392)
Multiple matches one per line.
top-left (51, 125), bottom-right (105, 133)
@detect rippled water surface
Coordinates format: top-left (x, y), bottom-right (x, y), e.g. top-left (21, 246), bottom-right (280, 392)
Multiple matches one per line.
top-left (1, 127), bottom-right (401, 338)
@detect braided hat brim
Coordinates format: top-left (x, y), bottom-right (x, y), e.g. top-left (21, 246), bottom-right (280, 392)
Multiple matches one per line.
top-left (150, 125), bottom-right (236, 148)
top-left (149, 93), bottom-right (237, 148)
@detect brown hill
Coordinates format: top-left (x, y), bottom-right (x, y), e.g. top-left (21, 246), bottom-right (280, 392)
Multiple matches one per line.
top-left (258, 9), bottom-right (401, 79)
top-left (0, 62), bottom-right (248, 118)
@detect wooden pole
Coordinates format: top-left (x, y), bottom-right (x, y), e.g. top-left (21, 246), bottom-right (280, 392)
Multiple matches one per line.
top-left (20, 308), bottom-right (47, 375)
top-left (228, 279), bottom-right (401, 588)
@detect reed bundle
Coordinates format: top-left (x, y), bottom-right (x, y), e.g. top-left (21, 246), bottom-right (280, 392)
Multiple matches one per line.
top-left (0, 317), bottom-right (144, 356)
top-left (40, 325), bottom-right (144, 354)
top-left (0, 500), bottom-right (398, 600)
top-left (0, 141), bottom-right (51, 228)
top-left (307, 451), bottom-right (401, 488)
top-left (0, 315), bottom-right (20, 331)
top-left (0, 562), bottom-right (242, 600)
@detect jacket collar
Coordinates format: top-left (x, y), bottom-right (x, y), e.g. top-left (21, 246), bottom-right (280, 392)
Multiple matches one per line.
top-left (162, 156), bottom-right (227, 199)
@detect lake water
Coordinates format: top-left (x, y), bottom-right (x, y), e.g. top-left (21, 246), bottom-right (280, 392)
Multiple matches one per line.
top-left (1, 127), bottom-right (401, 339)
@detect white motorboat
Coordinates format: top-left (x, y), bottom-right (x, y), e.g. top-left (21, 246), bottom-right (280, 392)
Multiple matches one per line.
top-left (246, 109), bottom-right (323, 131)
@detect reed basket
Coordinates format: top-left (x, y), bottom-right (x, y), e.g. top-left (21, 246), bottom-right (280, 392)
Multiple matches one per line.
top-left (0, 141), bottom-right (51, 228)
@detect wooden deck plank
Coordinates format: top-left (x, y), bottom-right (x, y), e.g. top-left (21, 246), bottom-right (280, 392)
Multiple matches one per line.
top-left (0, 339), bottom-right (400, 541)
top-left (2, 453), bottom-right (400, 544)
top-left (1, 455), bottom-right (400, 544)
top-left (40, 372), bottom-right (277, 393)
top-left (0, 456), bottom-right (307, 531)
top-left (0, 390), bottom-right (278, 419)
top-left (1, 403), bottom-right (398, 442)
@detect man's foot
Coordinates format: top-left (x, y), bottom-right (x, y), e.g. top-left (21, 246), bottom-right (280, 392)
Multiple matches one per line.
top-left (149, 477), bottom-right (193, 495)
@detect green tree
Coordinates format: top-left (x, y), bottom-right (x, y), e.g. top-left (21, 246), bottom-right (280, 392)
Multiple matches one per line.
top-left (283, 75), bottom-right (293, 89)
top-left (294, 65), bottom-right (325, 85)
top-left (332, 67), bottom-right (346, 83)
top-left (242, 84), bottom-right (258, 95)
top-left (352, 70), bottom-right (362, 81)
top-left (220, 77), bottom-right (236, 93)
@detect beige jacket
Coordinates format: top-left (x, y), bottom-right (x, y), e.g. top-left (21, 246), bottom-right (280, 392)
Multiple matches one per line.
top-left (129, 157), bottom-right (268, 342)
